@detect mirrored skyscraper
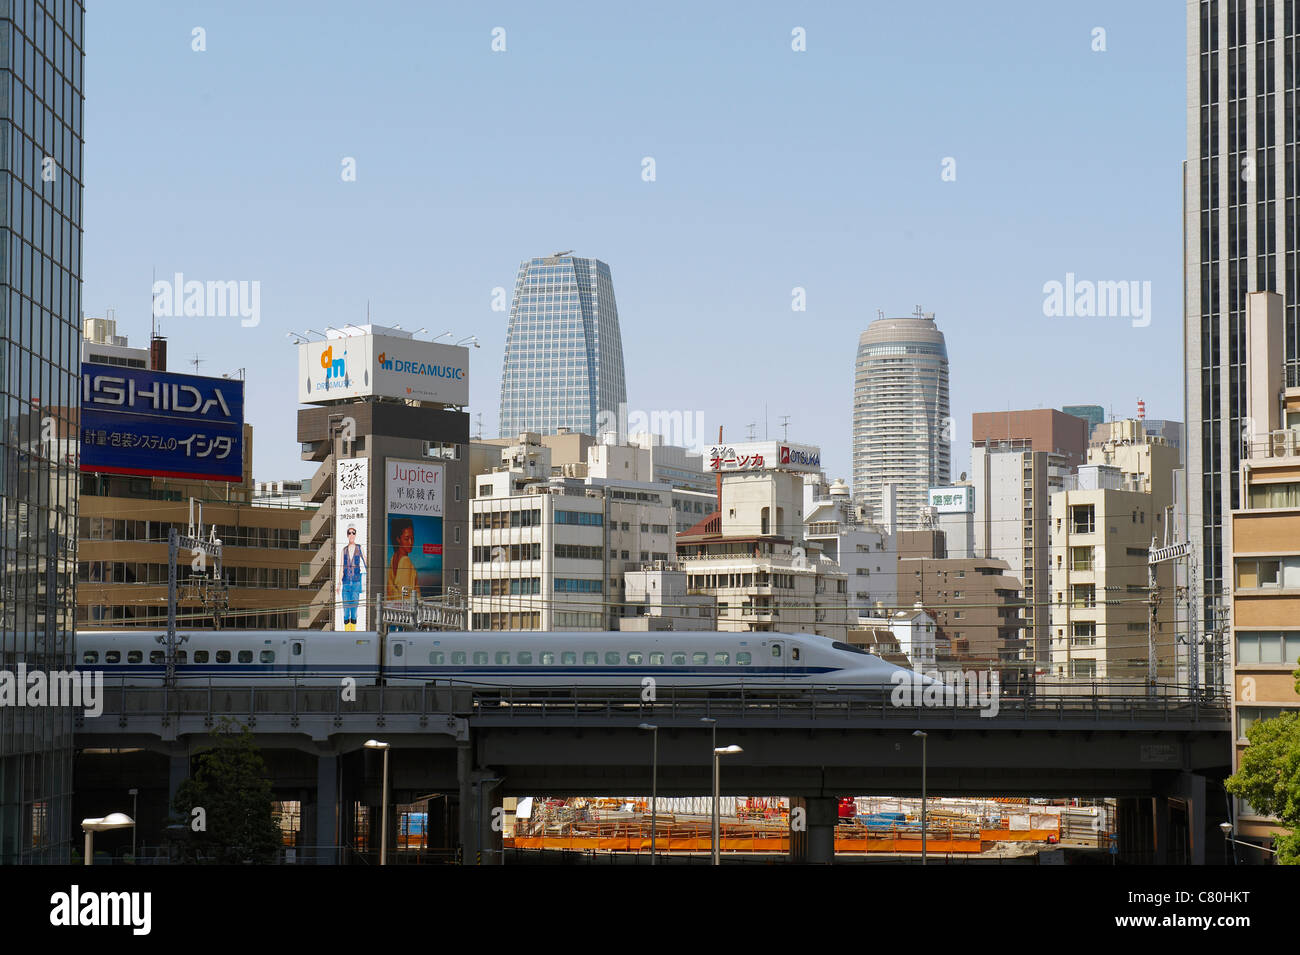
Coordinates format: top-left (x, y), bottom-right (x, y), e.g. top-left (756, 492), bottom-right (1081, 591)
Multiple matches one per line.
top-left (0, 0), bottom-right (85, 863)
top-left (852, 310), bottom-right (951, 529)
top-left (498, 253), bottom-right (627, 438)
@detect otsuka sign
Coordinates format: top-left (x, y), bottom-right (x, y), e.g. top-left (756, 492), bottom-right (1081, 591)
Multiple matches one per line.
top-left (707, 441), bottom-right (822, 473)
top-left (298, 331), bottom-right (468, 405)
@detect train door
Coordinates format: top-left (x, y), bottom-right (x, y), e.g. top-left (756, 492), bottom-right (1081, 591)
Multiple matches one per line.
top-left (760, 639), bottom-right (788, 680)
top-left (288, 638), bottom-right (306, 681)
top-left (386, 636), bottom-right (411, 685)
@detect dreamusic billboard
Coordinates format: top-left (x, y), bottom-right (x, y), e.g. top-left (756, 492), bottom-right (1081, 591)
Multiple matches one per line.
top-left (384, 459), bottom-right (443, 601)
top-left (298, 332), bottom-right (468, 406)
top-left (335, 457), bottom-right (370, 632)
top-left (80, 363), bottom-right (244, 482)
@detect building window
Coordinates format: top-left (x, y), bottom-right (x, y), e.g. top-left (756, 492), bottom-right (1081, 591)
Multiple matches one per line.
top-left (1070, 504), bottom-right (1095, 534)
top-left (1236, 558), bottom-right (1283, 589)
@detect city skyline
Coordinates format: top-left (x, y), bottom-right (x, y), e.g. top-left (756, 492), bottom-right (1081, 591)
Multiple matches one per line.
top-left (81, 2), bottom-right (1185, 485)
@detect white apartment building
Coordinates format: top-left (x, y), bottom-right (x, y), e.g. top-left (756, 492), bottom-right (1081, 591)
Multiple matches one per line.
top-left (470, 459), bottom-right (675, 630)
top-left (804, 476), bottom-right (898, 616)
top-left (679, 464), bottom-right (850, 640)
top-left (970, 447), bottom-right (1070, 664)
top-left (620, 561), bottom-right (715, 631)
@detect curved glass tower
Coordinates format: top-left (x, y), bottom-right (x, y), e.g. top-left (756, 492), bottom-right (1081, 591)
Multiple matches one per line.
top-left (852, 311), bottom-right (951, 529)
top-left (498, 253), bottom-right (627, 438)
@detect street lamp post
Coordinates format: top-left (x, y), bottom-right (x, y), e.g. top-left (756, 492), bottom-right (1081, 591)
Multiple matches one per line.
top-left (700, 717), bottom-right (716, 861)
top-left (128, 788), bottom-right (138, 858)
top-left (639, 723), bottom-right (658, 864)
top-left (364, 740), bottom-right (390, 866)
top-left (712, 745), bottom-right (743, 866)
top-left (82, 813), bottom-right (135, 866)
top-left (913, 730), bottom-right (928, 866)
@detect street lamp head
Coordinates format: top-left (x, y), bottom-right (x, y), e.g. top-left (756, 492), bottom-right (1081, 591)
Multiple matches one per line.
top-left (913, 730), bottom-right (928, 738)
top-left (82, 813), bottom-right (135, 832)
top-left (1219, 822), bottom-right (1233, 836)
top-left (699, 717), bottom-right (716, 725)
top-left (714, 745), bottom-right (743, 755)
top-left (363, 739), bottom-right (390, 750)
top-left (638, 723), bottom-right (657, 731)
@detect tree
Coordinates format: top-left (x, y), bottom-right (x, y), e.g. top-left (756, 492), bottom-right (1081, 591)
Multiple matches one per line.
top-left (171, 717), bottom-right (284, 864)
top-left (1224, 670), bottom-right (1300, 865)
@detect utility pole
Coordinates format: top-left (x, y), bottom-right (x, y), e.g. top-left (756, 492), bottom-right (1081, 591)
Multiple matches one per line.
top-left (160, 500), bottom-right (224, 688)
top-left (1149, 535), bottom-right (1190, 698)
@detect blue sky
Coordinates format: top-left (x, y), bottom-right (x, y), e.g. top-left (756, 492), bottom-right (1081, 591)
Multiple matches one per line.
top-left (84, 1), bottom-right (1187, 484)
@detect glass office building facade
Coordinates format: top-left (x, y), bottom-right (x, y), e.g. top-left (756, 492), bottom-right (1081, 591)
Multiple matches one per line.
top-left (498, 254), bottom-right (627, 438)
top-left (0, 0), bottom-right (84, 864)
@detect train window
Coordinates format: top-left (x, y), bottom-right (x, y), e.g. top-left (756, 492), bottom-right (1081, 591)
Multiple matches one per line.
top-left (627, 652), bottom-right (643, 665)
top-left (737, 652), bottom-right (752, 665)
top-left (452, 651), bottom-right (467, 665)
top-left (693, 652), bottom-right (708, 665)
top-left (216, 651), bottom-right (231, 664)
top-left (583, 652), bottom-right (598, 665)
top-left (127, 651), bottom-right (143, 664)
top-left (292, 642), bottom-right (303, 656)
top-left (495, 652), bottom-right (510, 665)
top-left (649, 652), bottom-right (665, 665)
top-left (194, 650), bottom-right (210, 663)
top-left (238, 651), bottom-right (253, 664)
top-left (561, 652), bottom-right (577, 665)
top-left (518, 651), bottom-right (533, 665)
top-left (260, 651), bottom-right (275, 663)
top-left (540, 652), bottom-right (555, 665)
top-left (771, 644), bottom-right (782, 658)
top-left (605, 652), bottom-right (620, 665)
top-left (82, 651), bottom-right (98, 664)
top-left (430, 652), bottom-right (445, 665)
top-left (671, 652), bottom-right (686, 665)
top-left (177, 651), bottom-right (187, 664)
top-left (474, 652), bottom-right (489, 665)
top-left (148, 651), bottom-right (163, 665)
top-left (714, 652), bottom-right (730, 664)
top-left (393, 643), bottom-right (404, 658)
top-left (105, 651), bottom-right (120, 663)
top-left (792, 648), bottom-right (801, 661)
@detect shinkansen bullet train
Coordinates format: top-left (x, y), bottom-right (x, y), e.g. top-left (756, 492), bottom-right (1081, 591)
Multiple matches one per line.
top-left (74, 629), bottom-right (918, 690)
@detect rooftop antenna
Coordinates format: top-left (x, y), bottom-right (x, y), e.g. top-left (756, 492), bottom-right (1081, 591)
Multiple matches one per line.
top-left (474, 412), bottom-right (483, 441)
top-left (780, 415), bottom-right (791, 440)
top-left (877, 309), bottom-right (884, 319)
top-left (745, 421), bottom-right (756, 441)
top-left (913, 304), bottom-right (925, 319)
top-left (150, 266), bottom-right (157, 340)
top-left (189, 353), bottom-right (204, 373)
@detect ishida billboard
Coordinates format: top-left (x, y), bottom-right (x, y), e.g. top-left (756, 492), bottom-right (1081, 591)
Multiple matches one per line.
top-left (80, 364), bottom-right (244, 482)
top-left (298, 329), bottom-right (468, 406)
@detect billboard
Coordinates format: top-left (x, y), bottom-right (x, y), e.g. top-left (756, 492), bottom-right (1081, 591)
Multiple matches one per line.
top-left (928, 486), bottom-right (974, 514)
top-left (80, 363), bottom-right (244, 482)
top-left (335, 457), bottom-right (370, 632)
top-left (384, 459), bottom-right (444, 600)
top-left (298, 332), bottom-right (468, 406)
top-left (706, 441), bottom-right (822, 473)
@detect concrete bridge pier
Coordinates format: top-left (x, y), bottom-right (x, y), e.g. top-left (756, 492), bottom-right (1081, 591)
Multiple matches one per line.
top-left (314, 753), bottom-right (338, 865)
top-left (789, 796), bottom-right (838, 864)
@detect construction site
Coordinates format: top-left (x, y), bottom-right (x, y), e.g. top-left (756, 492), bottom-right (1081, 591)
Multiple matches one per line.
top-left (501, 796), bottom-right (1117, 862)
